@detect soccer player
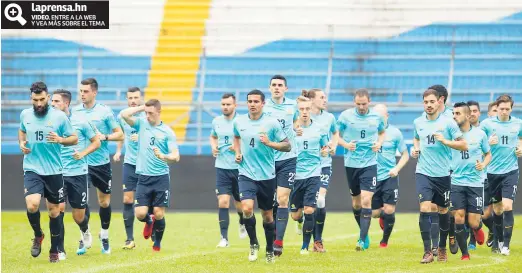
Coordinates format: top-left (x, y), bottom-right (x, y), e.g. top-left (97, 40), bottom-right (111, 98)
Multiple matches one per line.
top-left (450, 102), bottom-right (490, 260)
top-left (290, 95), bottom-right (329, 254)
top-left (480, 95), bottom-right (522, 256)
top-left (411, 89), bottom-right (467, 263)
top-left (298, 89), bottom-right (338, 252)
top-left (20, 82), bottom-right (78, 262)
top-left (71, 78), bottom-right (124, 254)
top-left (427, 84), bottom-right (452, 255)
top-left (372, 104), bottom-right (409, 248)
top-left (121, 99), bottom-right (180, 252)
top-left (210, 93), bottom-right (247, 247)
top-left (233, 89), bottom-right (291, 263)
top-left (51, 90), bottom-right (101, 259)
top-left (337, 88), bottom-right (385, 251)
top-left (264, 75), bottom-right (297, 256)
top-left (113, 87), bottom-right (145, 249)
top-left (480, 101), bottom-right (499, 248)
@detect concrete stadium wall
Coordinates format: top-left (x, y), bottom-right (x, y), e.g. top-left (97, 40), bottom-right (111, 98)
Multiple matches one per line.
top-left (2, 155), bottom-right (522, 213)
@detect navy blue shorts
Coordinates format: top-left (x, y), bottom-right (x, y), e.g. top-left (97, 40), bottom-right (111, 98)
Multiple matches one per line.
top-left (345, 165), bottom-right (377, 196)
top-left (24, 171), bottom-right (64, 204)
top-left (415, 173), bottom-right (451, 208)
top-left (88, 163), bottom-right (112, 194)
top-left (275, 157), bottom-right (296, 189)
top-left (122, 163), bottom-right (139, 192)
top-left (135, 174), bottom-right (170, 208)
top-left (238, 175), bottom-right (277, 211)
top-left (290, 176), bottom-right (321, 212)
top-left (487, 170), bottom-right (519, 203)
top-left (320, 167), bottom-right (332, 190)
top-left (371, 177), bottom-right (399, 210)
top-left (216, 168), bottom-right (240, 202)
top-left (63, 175), bottom-right (88, 209)
top-left (484, 179), bottom-right (493, 206)
top-left (450, 185), bottom-right (483, 214)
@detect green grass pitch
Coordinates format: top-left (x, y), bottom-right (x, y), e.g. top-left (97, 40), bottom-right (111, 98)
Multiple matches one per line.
top-left (2, 211), bottom-right (521, 272)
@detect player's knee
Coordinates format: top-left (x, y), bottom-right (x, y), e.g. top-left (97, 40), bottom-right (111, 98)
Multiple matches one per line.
top-left (291, 212), bottom-right (301, 221)
top-left (153, 210), bottom-right (165, 220)
top-left (316, 194), bottom-right (326, 209)
top-left (493, 203), bottom-right (503, 215)
top-left (218, 198), bottom-right (230, 208)
top-left (502, 202), bottom-right (513, 212)
top-left (26, 203), bottom-right (39, 213)
top-left (304, 206), bottom-right (315, 215)
top-left (242, 206), bottom-right (253, 217)
top-left (454, 212), bottom-right (465, 224)
top-left (47, 206), bottom-right (60, 218)
top-left (438, 207), bottom-right (448, 214)
top-left (98, 199), bottom-right (110, 208)
top-left (261, 211), bottom-right (273, 223)
top-left (277, 195), bottom-right (289, 207)
top-left (123, 195), bottom-right (133, 205)
top-left (383, 205), bottom-right (395, 215)
top-left (430, 203), bottom-right (438, 212)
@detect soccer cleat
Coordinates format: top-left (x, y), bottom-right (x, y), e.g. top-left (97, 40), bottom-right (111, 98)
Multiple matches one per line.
top-left (99, 234), bottom-right (110, 254)
top-left (122, 240), bottom-right (135, 250)
top-left (420, 251), bottom-right (434, 264)
top-left (152, 245), bottom-right (161, 252)
top-left (248, 244), bottom-right (259, 262)
top-left (491, 245), bottom-right (501, 254)
top-left (432, 247), bottom-right (438, 257)
top-left (273, 241), bottom-right (283, 257)
top-left (468, 243), bottom-right (476, 251)
top-left (296, 221), bottom-right (303, 235)
top-left (300, 248), bottom-right (309, 255)
top-left (266, 251), bottom-right (275, 263)
top-left (437, 248), bottom-right (447, 262)
top-left (76, 240), bottom-right (87, 255)
top-left (313, 240), bottom-right (326, 253)
top-left (239, 224), bottom-right (247, 239)
top-left (461, 254), bottom-right (470, 260)
top-left (216, 238), bottom-right (229, 248)
top-left (355, 239), bottom-right (365, 251)
top-left (473, 228), bottom-right (485, 245)
top-left (449, 236), bottom-right (459, 255)
top-left (82, 228), bottom-right (92, 249)
top-left (379, 242), bottom-right (388, 248)
top-left (379, 217), bottom-right (384, 230)
top-left (500, 247), bottom-right (510, 256)
top-left (58, 251), bottom-right (66, 261)
top-left (31, 233), bottom-right (44, 257)
top-left (143, 214), bottom-right (156, 239)
top-left (49, 252), bottom-right (59, 263)
top-left (363, 235), bottom-right (370, 249)
top-left (486, 231), bottom-right (494, 247)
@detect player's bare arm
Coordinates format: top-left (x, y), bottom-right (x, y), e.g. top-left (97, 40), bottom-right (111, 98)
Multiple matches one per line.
top-left (121, 105), bottom-right (145, 127)
top-left (372, 130), bottom-right (386, 152)
top-left (154, 147), bottom-right (180, 164)
top-left (475, 151), bottom-right (492, 171)
top-left (73, 136), bottom-right (101, 160)
top-left (390, 150), bottom-right (410, 177)
top-left (113, 140), bottom-right (124, 162)
top-left (47, 131), bottom-right (78, 146)
top-left (261, 135), bottom-right (291, 152)
top-left (210, 135), bottom-right (219, 157)
top-left (18, 129), bottom-right (31, 154)
top-left (433, 134), bottom-right (468, 151)
top-left (411, 138), bottom-right (420, 158)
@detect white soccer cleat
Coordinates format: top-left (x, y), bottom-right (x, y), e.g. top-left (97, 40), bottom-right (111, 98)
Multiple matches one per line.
top-left (501, 247), bottom-right (510, 256)
top-left (300, 248), bottom-right (309, 255)
top-left (249, 244), bottom-right (259, 262)
top-left (82, 228), bottom-right (92, 249)
top-left (216, 238), bottom-right (229, 248)
top-left (296, 221), bottom-right (303, 235)
top-left (58, 252), bottom-right (66, 261)
top-left (239, 224), bottom-right (248, 239)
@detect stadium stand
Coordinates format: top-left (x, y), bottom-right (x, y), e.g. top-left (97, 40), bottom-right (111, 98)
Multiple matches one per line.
top-left (2, 0), bottom-right (522, 155)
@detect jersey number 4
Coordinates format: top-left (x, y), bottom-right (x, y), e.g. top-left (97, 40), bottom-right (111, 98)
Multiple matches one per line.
top-left (249, 138), bottom-right (255, 147)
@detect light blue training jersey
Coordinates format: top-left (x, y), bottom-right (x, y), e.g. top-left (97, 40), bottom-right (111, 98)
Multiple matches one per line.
top-left (377, 124), bottom-right (407, 181)
top-left (295, 120), bottom-right (328, 180)
top-left (451, 126), bottom-right (490, 187)
top-left (480, 116), bottom-right (522, 174)
top-left (210, 114), bottom-right (238, 170)
top-left (61, 113), bottom-right (97, 176)
top-left (264, 97), bottom-right (298, 161)
top-left (117, 111), bottom-right (146, 166)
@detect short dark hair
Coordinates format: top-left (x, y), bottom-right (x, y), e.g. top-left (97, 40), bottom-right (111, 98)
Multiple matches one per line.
top-left (247, 89), bottom-right (265, 102)
top-left (81, 78), bottom-right (98, 91)
top-left (270, 75), bottom-right (287, 87)
top-left (453, 102), bottom-right (470, 114)
top-left (429, 84), bottom-right (448, 103)
top-left (53, 89), bottom-right (72, 104)
top-left (127, 87), bottom-right (140, 93)
top-left (354, 88), bottom-right (370, 99)
top-left (222, 93), bottom-right (236, 100)
top-left (423, 89), bottom-right (440, 99)
top-left (145, 99), bottom-right (161, 110)
top-left (467, 100), bottom-right (480, 111)
top-left (496, 94), bottom-right (514, 107)
top-left (488, 101), bottom-right (498, 112)
top-left (30, 81), bottom-right (48, 94)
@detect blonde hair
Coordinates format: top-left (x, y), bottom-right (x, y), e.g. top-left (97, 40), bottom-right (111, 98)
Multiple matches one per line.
top-left (297, 96), bottom-right (310, 103)
top-left (301, 88), bottom-right (323, 99)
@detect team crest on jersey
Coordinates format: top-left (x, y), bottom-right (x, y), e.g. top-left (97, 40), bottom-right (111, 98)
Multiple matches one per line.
top-left (46, 121), bottom-right (53, 128)
top-left (155, 133), bottom-right (166, 140)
